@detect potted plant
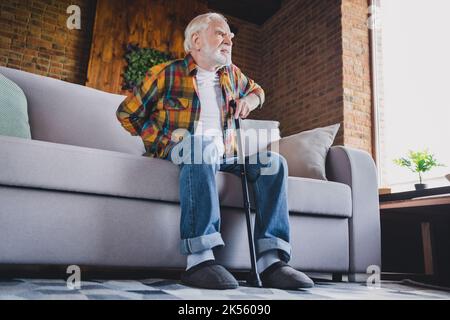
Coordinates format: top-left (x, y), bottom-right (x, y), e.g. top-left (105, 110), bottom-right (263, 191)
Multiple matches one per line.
top-left (393, 149), bottom-right (446, 190)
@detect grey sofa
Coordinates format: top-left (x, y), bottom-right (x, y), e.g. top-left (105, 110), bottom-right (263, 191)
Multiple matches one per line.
top-left (0, 66), bottom-right (381, 281)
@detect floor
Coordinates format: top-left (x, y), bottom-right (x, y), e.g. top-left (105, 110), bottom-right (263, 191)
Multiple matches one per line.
top-left (1, 277), bottom-right (449, 300)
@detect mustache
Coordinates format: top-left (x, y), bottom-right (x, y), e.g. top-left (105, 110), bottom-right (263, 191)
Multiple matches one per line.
top-left (219, 46), bottom-right (232, 53)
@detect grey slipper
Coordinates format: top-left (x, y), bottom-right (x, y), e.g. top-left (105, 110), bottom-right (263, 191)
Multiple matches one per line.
top-left (261, 261), bottom-right (314, 289)
top-left (180, 260), bottom-right (239, 290)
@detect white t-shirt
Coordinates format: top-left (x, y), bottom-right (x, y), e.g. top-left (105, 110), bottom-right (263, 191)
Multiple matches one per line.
top-left (194, 66), bottom-right (225, 156)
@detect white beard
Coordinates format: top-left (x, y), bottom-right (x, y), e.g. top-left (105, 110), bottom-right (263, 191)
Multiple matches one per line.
top-left (203, 43), bottom-right (232, 67)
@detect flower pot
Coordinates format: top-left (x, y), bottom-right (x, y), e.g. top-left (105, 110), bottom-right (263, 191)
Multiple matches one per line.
top-left (414, 183), bottom-right (427, 191)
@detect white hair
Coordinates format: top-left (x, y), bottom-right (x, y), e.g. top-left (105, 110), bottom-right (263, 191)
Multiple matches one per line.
top-left (184, 13), bottom-right (228, 53)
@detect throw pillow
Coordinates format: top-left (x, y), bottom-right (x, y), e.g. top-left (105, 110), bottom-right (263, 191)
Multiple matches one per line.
top-left (241, 119), bottom-right (280, 156)
top-left (269, 123), bottom-right (340, 180)
top-left (0, 72), bottom-right (31, 139)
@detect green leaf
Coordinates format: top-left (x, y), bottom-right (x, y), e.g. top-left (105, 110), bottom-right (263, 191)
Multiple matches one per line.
top-left (122, 46), bottom-right (174, 91)
top-left (394, 149), bottom-right (446, 175)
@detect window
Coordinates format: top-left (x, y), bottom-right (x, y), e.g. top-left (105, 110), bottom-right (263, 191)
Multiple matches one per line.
top-left (374, 0), bottom-right (450, 191)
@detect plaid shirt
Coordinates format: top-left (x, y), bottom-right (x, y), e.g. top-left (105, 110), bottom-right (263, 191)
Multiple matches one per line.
top-left (116, 54), bottom-right (265, 159)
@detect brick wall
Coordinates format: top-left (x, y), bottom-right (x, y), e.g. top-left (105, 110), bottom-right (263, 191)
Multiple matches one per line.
top-left (255, 0), bottom-right (346, 147)
top-left (225, 15), bottom-right (262, 86)
top-left (342, 0), bottom-right (373, 154)
top-left (0, 0), bottom-right (96, 84)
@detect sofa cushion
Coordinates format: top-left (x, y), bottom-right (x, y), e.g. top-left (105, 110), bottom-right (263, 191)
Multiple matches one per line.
top-left (0, 135), bottom-right (352, 218)
top-left (0, 73), bottom-right (31, 139)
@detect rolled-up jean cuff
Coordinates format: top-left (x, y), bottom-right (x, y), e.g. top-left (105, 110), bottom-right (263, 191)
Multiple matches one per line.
top-left (180, 232), bottom-right (225, 255)
top-left (256, 238), bottom-right (292, 262)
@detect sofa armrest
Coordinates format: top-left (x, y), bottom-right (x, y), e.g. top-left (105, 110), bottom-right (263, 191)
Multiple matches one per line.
top-left (325, 146), bottom-right (381, 274)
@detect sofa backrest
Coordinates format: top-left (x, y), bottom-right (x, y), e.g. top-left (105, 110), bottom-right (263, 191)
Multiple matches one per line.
top-left (0, 66), bottom-right (145, 155)
top-left (0, 66), bottom-right (280, 156)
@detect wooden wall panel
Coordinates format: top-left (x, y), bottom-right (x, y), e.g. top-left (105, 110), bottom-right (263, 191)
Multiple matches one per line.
top-left (86, 0), bottom-right (208, 94)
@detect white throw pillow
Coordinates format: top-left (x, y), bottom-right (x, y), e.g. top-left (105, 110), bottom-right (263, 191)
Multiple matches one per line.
top-left (241, 119), bottom-right (280, 156)
top-left (269, 123), bottom-right (340, 180)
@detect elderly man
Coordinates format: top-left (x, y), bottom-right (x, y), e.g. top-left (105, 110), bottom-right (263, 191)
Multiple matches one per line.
top-left (116, 13), bottom-right (314, 290)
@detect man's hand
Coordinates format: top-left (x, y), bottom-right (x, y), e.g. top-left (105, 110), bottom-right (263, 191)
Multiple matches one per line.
top-left (233, 94), bottom-right (260, 119)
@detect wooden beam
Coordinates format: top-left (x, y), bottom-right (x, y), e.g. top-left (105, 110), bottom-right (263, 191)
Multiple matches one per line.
top-left (421, 222), bottom-right (434, 275)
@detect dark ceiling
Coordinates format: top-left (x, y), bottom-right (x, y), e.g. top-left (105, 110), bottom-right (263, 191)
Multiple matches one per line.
top-left (207, 0), bottom-right (282, 25)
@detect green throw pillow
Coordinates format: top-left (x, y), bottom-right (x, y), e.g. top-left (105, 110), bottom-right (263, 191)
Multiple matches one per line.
top-left (0, 72), bottom-right (31, 139)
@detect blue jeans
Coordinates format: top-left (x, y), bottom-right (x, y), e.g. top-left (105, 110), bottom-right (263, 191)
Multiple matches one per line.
top-left (163, 135), bottom-right (291, 263)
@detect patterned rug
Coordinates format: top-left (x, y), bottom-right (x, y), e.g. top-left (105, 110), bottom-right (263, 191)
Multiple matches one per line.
top-left (1, 278), bottom-right (449, 300)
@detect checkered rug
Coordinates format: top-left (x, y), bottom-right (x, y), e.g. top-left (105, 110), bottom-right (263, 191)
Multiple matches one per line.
top-left (1, 278), bottom-right (449, 300)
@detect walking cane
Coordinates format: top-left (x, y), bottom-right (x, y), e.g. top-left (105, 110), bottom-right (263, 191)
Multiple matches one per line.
top-left (229, 100), bottom-right (262, 288)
